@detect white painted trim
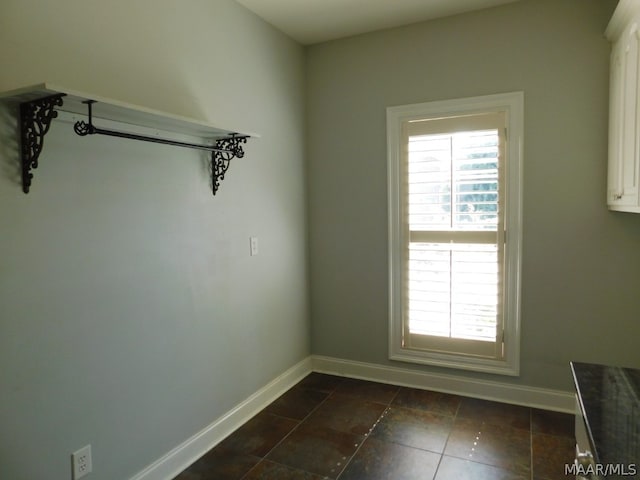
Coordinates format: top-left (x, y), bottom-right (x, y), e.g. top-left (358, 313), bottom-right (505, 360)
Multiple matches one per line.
top-left (130, 354), bottom-right (573, 480)
top-left (311, 355), bottom-right (574, 413)
top-left (386, 91), bottom-right (524, 376)
top-left (606, 0), bottom-right (640, 41)
top-left (129, 357), bottom-right (312, 480)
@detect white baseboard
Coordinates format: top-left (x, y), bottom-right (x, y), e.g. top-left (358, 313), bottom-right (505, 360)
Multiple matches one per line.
top-left (131, 354), bottom-right (573, 480)
top-left (311, 355), bottom-right (575, 413)
top-left (129, 357), bottom-right (312, 480)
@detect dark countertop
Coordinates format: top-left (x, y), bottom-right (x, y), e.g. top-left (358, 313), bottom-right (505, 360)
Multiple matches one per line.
top-left (571, 361), bottom-right (640, 466)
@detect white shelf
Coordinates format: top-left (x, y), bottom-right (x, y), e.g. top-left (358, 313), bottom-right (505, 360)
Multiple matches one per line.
top-left (0, 83), bottom-right (256, 195)
top-left (0, 82), bottom-right (257, 139)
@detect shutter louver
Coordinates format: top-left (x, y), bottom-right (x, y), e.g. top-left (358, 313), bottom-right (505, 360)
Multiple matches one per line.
top-left (402, 116), bottom-right (505, 359)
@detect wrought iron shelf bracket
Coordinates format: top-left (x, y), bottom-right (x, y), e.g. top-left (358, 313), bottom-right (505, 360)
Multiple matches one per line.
top-left (4, 84), bottom-right (254, 196)
top-left (20, 93), bottom-right (66, 193)
top-left (211, 134), bottom-right (248, 195)
top-left (73, 100), bottom-right (248, 195)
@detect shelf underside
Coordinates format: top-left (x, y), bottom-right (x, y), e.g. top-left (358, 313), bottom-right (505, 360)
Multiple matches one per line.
top-left (0, 83), bottom-right (255, 195)
top-left (0, 83), bottom-right (256, 140)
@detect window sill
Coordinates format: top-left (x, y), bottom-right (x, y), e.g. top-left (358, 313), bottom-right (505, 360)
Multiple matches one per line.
top-left (389, 346), bottom-right (520, 377)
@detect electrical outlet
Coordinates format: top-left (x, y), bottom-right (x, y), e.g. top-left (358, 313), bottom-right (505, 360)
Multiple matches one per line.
top-left (71, 444), bottom-right (92, 479)
top-left (250, 236), bottom-right (259, 256)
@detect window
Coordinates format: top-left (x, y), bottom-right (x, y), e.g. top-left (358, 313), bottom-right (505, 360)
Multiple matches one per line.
top-left (387, 92), bottom-right (523, 376)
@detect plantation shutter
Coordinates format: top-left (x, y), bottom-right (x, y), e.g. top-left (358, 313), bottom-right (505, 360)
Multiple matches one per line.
top-left (401, 112), bottom-right (506, 360)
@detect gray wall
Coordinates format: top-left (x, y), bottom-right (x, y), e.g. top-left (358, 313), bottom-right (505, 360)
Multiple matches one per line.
top-left (306, 0), bottom-right (640, 392)
top-left (0, 1), bottom-right (307, 479)
top-left (4, 0), bottom-right (640, 478)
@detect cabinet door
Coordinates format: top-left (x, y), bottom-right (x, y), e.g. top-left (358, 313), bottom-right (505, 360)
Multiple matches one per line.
top-left (608, 39), bottom-right (625, 206)
top-left (616, 22), bottom-right (640, 207)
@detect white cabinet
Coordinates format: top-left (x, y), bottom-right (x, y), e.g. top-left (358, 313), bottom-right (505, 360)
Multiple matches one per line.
top-left (606, 0), bottom-right (640, 212)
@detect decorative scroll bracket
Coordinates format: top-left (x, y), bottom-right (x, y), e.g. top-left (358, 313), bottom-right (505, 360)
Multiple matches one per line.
top-left (211, 134), bottom-right (247, 195)
top-left (20, 93), bottom-right (65, 193)
top-left (74, 100), bottom-right (249, 196)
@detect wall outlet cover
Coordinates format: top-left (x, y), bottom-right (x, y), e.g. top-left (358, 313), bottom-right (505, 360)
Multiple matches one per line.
top-left (72, 444), bottom-right (92, 479)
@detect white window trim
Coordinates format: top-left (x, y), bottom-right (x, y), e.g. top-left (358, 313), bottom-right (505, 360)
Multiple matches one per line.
top-left (387, 92), bottom-right (524, 376)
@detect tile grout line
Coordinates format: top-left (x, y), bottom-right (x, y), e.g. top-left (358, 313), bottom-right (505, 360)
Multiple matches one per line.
top-left (238, 383), bottom-right (340, 480)
top-left (238, 379), bottom-right (568, 480)
top-left (335, 385), bottom-right (402, 479)
top-left (276, 378), bottom-right (404, 479)
top-left (439, 397), bottom-right (538, 477)
top-left (298, 388), bottom-right (349, 479)
top-left (433, 393), bottom-right (462, 479)
top-left (529, 414), bottom-right (541, 480)
top-left (432, 455), bottom-right (445, 480)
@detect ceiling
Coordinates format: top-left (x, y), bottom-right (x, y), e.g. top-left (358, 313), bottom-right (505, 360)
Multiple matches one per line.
top-left (235, 0), bottom-right (521, 45)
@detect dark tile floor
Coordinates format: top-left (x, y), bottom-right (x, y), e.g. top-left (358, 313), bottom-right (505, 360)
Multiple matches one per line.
top-left (173, 373), bottom-right (575, 480)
